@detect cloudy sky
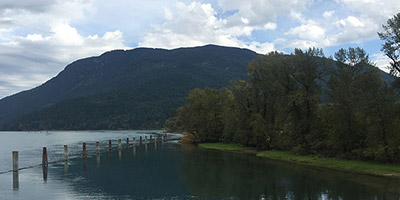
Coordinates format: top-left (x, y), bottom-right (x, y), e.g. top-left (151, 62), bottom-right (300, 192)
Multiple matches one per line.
top-left (0, 0), bottom-right (399, 99)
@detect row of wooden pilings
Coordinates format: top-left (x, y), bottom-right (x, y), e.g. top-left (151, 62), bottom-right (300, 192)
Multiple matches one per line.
top-left (11, 134), bottom-right (167, 189)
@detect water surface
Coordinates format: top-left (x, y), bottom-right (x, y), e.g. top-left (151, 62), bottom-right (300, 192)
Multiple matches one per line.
top-left (0, 131), bottom-right (399, 199)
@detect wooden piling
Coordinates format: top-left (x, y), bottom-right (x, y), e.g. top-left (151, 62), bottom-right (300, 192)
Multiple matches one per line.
top-left (42, 147), bottom-right (48, 166)
top-left (158, 134), bottom-right (161, 143)
top-left (118, 139), bottom-right (122, 150)
top-left (140, 136), bottom-right (142, 145)
top-left (12, 151), bottom-right (18, 172)
top-left (109, 140), bottom-right (112, 152)
top-left (150, 135), bottom-right (153, 143)
top-left (96, 142), bottom-right (100, 154)
top-left (145, 136), bottom-right (148, 144)
top-left (133, 137), bottom-right (136, 146)
top-left (82, 143), bottom-right (87, 158)
top-left (64, 145), bottom-right (68, 161)
top-left (126, 137), bottom-right (129, 148)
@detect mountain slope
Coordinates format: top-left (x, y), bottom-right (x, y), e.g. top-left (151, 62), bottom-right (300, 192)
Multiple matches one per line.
top-left (0, 45), bottom-right (259, 130)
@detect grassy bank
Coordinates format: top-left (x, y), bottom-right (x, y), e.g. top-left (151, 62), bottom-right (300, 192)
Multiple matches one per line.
top-left (198, 143), bottom-right (250, 151)
top-left (198, 143), bottom-right (400, 177)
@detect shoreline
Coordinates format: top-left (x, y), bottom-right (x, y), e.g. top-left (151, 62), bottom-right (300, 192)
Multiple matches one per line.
top-left (198, 143), bottom-right (400, 178)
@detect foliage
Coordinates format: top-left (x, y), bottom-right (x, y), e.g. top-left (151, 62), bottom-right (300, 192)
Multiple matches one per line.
top-left (378, 12), bottom-right (400, 77)
top-left (181, 134), bottom-right (196, 144)
top-left (169, 47), bottom-right (400, 163)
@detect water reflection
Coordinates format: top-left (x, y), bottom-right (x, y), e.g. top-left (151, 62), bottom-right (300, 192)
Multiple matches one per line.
top-left (42, 165), bottom-right (48, 182)
top-left (3, 143), bottom-right (400, 200)
top-left (12, 171), bottom-right (18, 190)
top-left (180, 145), bottom-right (400, 199)
top-left (64, 161), bottom-right (68, 174)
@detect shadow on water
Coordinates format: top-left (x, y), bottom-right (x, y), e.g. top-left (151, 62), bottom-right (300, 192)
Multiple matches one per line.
top-left (180, 145), bottom-right (400, 200)
top-left (10, 143), bottom-right (400, 199)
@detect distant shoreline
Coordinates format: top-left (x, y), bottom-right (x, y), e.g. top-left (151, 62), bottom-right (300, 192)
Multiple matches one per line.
top-left (198, 143), bottom-right (400, 179)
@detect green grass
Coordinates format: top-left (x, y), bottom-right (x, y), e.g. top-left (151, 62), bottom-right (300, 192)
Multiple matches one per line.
top-left (257, 151), bottom-right (400, 177)
top-left (198, 143), bottom-right (249, 151)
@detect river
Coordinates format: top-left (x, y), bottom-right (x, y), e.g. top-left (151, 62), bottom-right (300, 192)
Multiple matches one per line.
top-left (0, 131), bottom-right (399, 199)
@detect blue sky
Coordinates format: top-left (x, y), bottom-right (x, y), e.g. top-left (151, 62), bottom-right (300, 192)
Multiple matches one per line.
top-left (0, 0), bottom-right (399, 99)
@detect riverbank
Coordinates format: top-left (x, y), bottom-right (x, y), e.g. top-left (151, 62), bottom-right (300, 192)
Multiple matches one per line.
top-left (199, 143), bottom-right (400, 178)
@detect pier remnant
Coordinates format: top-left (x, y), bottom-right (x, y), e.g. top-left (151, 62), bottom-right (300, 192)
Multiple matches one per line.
top-left (42, 147), bottom-right (48, 165)
top-left (64, 145), bottom-right (68, 161)
top-left (12, 151), bottom-right (18, 172)
top-left (96, 142), bottom-right (100, 154)
top-left (82, 143), bottom-right (87, 158)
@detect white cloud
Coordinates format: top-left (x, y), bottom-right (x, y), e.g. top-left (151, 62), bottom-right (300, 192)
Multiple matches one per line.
top-left (286, 20), bottom-right (326, 41)
top-left (139, 1), bottom-right (275, 54)
top-left (0, 0), bottom-right (127, 99)
top-left (323, 10), bottom-right (335, 18)
top-left (371, 53), bottom-right (391, 73)
top-left (264, 22), bottom-right (277, 30)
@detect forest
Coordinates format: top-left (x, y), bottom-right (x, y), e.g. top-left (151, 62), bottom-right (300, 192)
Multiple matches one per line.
top-left (166, 13), bottom-right (400, 163)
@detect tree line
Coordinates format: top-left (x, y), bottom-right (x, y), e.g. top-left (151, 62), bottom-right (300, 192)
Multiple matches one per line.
top-left (166, 13), bottom-right (400, 163)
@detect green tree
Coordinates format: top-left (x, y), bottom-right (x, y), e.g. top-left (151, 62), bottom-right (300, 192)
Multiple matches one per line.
top-left (328, 47), bottom-right (375, 157)
top-left (168, 88), bottom-right (230, 142)
top-left (378, 13), bottom-right (400, 76)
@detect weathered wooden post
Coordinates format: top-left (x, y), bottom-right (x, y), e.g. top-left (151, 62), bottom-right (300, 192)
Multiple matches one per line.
top-left (133, 137), bottom-right (136, 146)
top-left (150, 135), bottom-right (153, 143)
top-left (145, 136), bottom-right (148, 144)
top-left (42, 147), bottom-right (48, 166)
top-left (140, 136), bottom-right (143, 145)
top-left (82, 143), bottom-right (87, 158)
top-left (12, 151), bottom-right (18, 172)
top-left (64, 145), bottom-right (68, 161)
top-left (158, 134), bottom-right (161, 143)
top-left (126, 137), bottom-right (129, 148)
top-left (109, 140), bottom-right (112, 152)
top-left (118, 139), bottom-right (122, 150)
top-left (96, 142), bottom-right (100, 154)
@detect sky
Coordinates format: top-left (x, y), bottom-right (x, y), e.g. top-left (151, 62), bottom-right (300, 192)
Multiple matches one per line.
top-left (0, 0), bottom-right (399, 99)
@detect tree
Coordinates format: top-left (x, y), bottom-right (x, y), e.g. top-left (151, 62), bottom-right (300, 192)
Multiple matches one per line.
top-left (168, 88), bottom-right (230, 142)
top-left (378, 13), bottom-right (400, 76)
top-left (328, 47), bottom-right (372, 156)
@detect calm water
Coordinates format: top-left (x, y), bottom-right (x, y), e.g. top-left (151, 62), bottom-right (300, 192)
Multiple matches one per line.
top-left (0, 131), bottom-right (400, 199)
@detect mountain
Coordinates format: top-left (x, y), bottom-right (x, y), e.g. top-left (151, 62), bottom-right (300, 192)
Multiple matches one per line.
top-left (0, 45), bottom-right (259, 130)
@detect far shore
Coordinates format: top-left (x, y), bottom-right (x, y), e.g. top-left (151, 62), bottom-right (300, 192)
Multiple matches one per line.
top-left (198, 143), bottom-right (400, 178)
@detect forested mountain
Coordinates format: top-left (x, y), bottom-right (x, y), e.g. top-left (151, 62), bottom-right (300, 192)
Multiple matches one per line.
top-left (0, 45), bottom-right (393, 131)
top-left (0, 45), bottom-right (258, 130)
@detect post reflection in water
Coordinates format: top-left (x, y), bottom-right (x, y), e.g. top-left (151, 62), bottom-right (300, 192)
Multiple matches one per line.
top-left (82, 158), bottom-right (86, 170)
top-left (118, 150), bottom-right (122, 161)
top-left (64, 161), bottom-right (68, 174)
top-left (42, 165), bottom-right (48, 182)
top-left (145, 144), bottom-right (148, 153)
top-left (108, 152), bottom-right (112, 161)
top-left (7, 142), bottom-right (399, 200)
top-left (12, 171), bottom-right (18, 190)
top-left (96, 154), bottom-right (100, 167)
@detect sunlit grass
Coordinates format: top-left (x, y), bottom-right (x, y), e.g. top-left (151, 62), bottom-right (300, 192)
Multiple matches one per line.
top-left (198, 143), bottom-right (249, 151)
top-left (257, 151), bottom-right (400, 177)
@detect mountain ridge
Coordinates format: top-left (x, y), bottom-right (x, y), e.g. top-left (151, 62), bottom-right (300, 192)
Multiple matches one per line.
top-left (0, 45), bottom-right (259, 130)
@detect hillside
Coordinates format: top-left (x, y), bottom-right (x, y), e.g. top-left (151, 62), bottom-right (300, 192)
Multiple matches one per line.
top-left (0, 45), bottom-right (258, 130)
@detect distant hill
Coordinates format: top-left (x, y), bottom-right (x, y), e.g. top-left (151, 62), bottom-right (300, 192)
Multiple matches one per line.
top-left (0, 45), bottom-right (259, 130)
